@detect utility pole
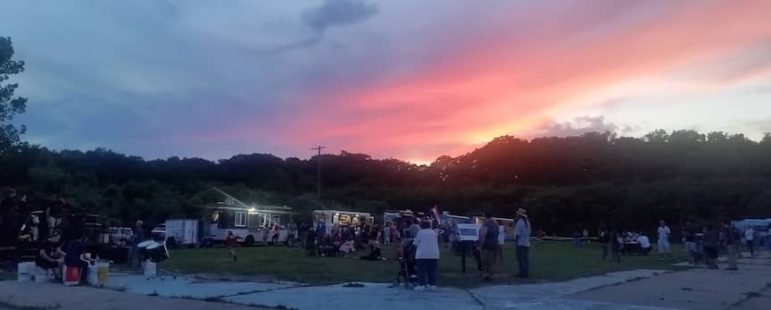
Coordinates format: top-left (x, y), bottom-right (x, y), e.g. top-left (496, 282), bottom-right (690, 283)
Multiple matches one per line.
top-left (311, 146), bottom-right (326, 198)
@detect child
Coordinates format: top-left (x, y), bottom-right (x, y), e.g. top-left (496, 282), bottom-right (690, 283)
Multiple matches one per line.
top-left (225, 231), bottom-right (239, 262)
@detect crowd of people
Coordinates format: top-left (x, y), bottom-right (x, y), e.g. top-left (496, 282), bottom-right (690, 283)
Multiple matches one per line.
top-left (681, 220), bottom-right (770, 270)
top-left (298, 208), bottom-right (532, 290)
top-left (1, 188), bottom-right (102, 283)
top-left (15, 184), bottom-right (769, 291)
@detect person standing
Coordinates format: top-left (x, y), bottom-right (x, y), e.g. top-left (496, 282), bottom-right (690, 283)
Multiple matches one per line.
top-left (497, 224), bottom-right (505, 261)
top-left (225, 231), bottom-right (239, 262)
top-left (721, 221), bottom-right (738, 270)
top-left (413, 221), bottom-right (439, 291)
top-left (744, 227), bottom-right (755, 256)
top-left (657, 220), bottom-right (672, 259)
top-left (683, 221), bottom-right (698, 266)
top-left (383, 222), bottom-right (391, 245)
top-left (270, 224), bottom-right (281, 245)
top-left (702, 225), bottom-right (719, 269)
top-left (599, 226), bottom-right (609, 261)
top-left (609, 230), bottom-right (622, 263)
top-left (513, 208), bottom-right (531, 277)
top-left (407, 218), bottom-right (421, 241)
top-left (766, 225), bottom-right (771, 251)
top-left (129, 220), bottom-right (145, 268)
top-left (478, 212), bottom-right (499, 281)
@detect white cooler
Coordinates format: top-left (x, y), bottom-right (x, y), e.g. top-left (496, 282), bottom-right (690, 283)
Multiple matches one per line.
top-left (17, 262), bottom-right (34, 282)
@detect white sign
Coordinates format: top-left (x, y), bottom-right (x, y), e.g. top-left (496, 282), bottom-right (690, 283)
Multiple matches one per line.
top-left (457, 224), bottom-right (481, 241)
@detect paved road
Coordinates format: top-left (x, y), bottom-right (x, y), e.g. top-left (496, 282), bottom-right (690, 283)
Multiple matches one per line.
top-left (1, 252), bottom-right (768, 310)
top-left (0, 281), bottom-right (268, 310)
top-left (567, 255), bottom-right (771, 310)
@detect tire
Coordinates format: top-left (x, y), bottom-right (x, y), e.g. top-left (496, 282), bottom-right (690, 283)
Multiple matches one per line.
top-left (244, 235), bottom-right (255, 247)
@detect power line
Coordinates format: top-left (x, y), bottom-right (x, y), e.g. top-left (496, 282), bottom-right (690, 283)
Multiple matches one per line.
top-left (311, 146), bottom-right (326, 199)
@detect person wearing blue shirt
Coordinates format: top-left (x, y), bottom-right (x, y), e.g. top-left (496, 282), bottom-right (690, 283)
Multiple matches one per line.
top-left (513, 208), bottom-right (531, 278)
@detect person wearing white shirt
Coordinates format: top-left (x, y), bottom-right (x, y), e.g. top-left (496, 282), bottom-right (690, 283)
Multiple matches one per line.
top-left (745, 227), bottom-right (755, 256)
top-left (413, 221), bottom-right (439, 291)
top-left (657, 220), bottom-right (671, 257)
top-left (638, 235), bottom-right (651, 255)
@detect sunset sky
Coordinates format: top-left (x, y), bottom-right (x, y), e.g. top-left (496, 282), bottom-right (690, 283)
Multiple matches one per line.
top-left (4, 0), bottom-right (771, 163)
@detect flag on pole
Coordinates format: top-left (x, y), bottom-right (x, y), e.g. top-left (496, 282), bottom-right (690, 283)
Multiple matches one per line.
top-left (432, 204), bottom-right (441, 220)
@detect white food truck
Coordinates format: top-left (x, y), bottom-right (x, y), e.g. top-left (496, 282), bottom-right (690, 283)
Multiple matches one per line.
top-left (203, 203), bottom-right (294, 246)
top-left (313, 210), bottom-right (374, 234)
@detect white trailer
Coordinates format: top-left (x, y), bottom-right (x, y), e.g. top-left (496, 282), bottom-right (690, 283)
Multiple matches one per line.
top-left (164, 219), bottom-right (200, 248)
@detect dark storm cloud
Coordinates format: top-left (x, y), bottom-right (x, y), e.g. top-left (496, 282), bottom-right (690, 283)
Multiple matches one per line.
top-left (302, 0), bottom-right (379, 35)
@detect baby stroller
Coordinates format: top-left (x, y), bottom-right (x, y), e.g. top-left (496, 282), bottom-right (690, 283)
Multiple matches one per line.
top-left (392, 241), bottom-right (417, 288)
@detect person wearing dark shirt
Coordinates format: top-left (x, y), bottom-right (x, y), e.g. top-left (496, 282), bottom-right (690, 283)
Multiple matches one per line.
top-left (129, 220), bottom-right (145, 267)
top-left (682, 221), bottom-right (699, 266)
top-left (64, 235), bottom-right (89, 267)
top-left (478, 212), bottom-right (499, 281)
top-left (0, 189), bottom-right (24, 247)
top-left (36, 234), bottom-right (65, 279)
top-left (360, 241), bottom-right (383, 261)
top-left (64, 234), bottom-right (95, 283)
top-left (225, 231), bottom-right (239, 262)
top-left (610, 230), bottom-right (622, 263)
top-left (721, 221), bottom-right (738, 270)
top-left (702, 225), bottom-right (719, 269)
top-left (599, 226), bottom-right (610, 261)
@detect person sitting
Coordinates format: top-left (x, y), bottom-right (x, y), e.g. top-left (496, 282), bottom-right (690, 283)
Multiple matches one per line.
top-left (339, 240), bottom-right (355, 256)
top-left (36, 233), bottom-right (65, 280)
top-left (360, 241), bottom-right (383, 261)
top-left (638, 234), bottom-right (652, 255)
top-left (318, 236), bottom-right (337, 257)
top-left (64, 233), bottom-right (96, 283)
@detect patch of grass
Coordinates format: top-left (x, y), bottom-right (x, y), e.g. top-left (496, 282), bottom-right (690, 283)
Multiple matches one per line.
top-left (161, 241), bottom-right (688, 288)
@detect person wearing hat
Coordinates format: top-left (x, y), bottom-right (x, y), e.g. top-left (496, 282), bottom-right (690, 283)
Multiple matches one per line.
top-left (514, 208), bottom-right (531, 278)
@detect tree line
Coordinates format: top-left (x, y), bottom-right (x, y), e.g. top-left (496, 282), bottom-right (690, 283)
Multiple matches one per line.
top-left (2, 130), bottom-right (771, 237)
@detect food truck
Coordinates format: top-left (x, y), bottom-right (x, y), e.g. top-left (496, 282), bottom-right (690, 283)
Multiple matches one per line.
top-left (203, 203), bottom-right (294, 246)
top-left (383, 210), bottom-right (416, 229)
top-left (313, 210), bottom-right (374, 234)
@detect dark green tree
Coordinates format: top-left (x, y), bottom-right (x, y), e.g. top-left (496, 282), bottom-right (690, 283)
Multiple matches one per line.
top-left (0, 37), bottom-right (27, 152)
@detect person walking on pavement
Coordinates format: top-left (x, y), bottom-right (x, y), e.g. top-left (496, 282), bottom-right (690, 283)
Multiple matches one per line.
top-left (514, 208), bottom-right (531, 278)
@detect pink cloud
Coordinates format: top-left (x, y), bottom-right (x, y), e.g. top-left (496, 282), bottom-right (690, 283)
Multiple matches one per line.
top-left (220, 1), bottom-right (771, 162)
